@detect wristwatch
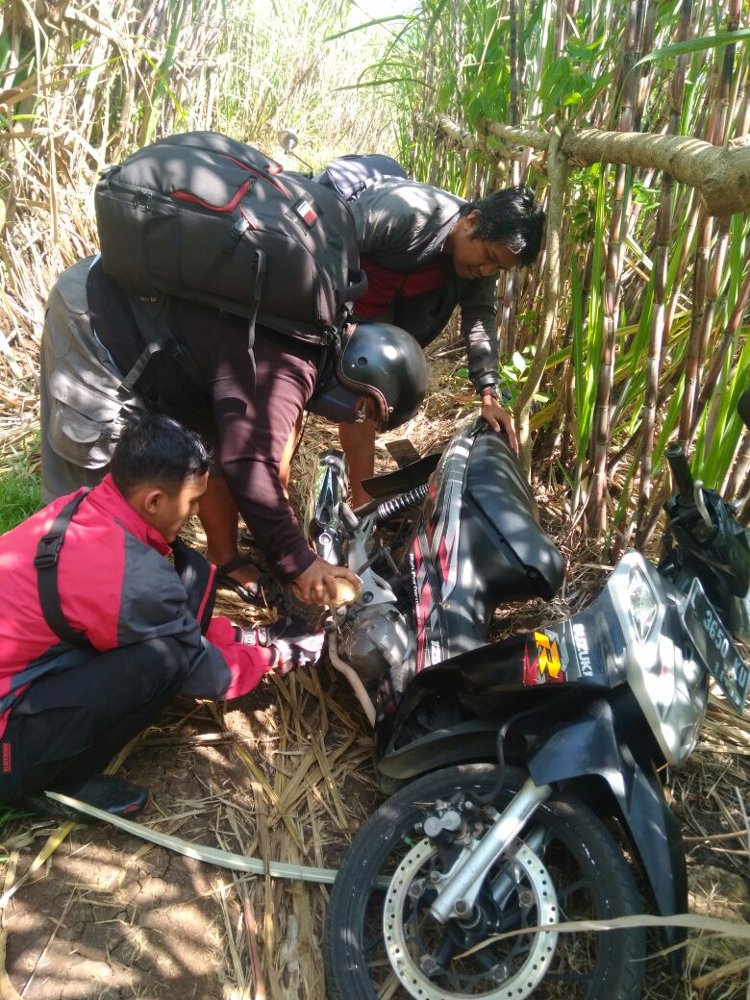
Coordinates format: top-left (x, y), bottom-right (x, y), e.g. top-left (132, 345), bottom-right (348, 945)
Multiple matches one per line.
top-left (480, 385), bottom-right (500, 402)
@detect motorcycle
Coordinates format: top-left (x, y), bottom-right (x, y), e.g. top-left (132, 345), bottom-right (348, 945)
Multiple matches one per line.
top-left (304, 412), bottom-right (750, 1000)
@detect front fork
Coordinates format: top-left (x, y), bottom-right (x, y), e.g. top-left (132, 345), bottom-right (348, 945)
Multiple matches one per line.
top-left (429, 778), bottom-right (552, 923)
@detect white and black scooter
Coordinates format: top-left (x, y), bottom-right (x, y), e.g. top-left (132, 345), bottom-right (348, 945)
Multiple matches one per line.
top-left (304, 400), bottom-right (750, 1000)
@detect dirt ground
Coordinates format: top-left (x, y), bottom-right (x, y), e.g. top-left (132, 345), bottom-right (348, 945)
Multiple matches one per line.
top-left (0, 405), bottom-right (748, 1000)
top-left (0, 658), bottom-right (380, 1000)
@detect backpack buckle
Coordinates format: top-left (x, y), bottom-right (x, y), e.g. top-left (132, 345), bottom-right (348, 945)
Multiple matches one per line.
top-left (34, 534), bottom-right (63, 570)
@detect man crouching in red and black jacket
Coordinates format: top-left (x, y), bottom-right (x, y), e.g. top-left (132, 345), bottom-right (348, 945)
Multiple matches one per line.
top-left (0, 413), bottom-right (323, 821)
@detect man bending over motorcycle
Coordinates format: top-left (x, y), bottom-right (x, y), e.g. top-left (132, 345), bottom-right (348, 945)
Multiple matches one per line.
top-left (316, 163), bottom-right (545, 507)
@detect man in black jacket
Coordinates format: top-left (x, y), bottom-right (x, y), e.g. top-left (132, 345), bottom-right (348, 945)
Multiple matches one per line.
top-left (316, 164), bottom-right (545, 505)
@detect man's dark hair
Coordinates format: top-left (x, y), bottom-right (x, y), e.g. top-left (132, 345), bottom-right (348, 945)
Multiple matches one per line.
top-left (110, 413), bottom-right (211, 498)
top-left (466, 186), bottom-right (545, 266)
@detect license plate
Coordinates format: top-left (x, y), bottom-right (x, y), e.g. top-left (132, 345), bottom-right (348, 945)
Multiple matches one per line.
top-left (681, 579), bottom-right (750, 715)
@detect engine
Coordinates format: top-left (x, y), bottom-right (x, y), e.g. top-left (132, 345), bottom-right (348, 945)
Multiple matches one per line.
top-left (335, 602), bottom-right (411, 687)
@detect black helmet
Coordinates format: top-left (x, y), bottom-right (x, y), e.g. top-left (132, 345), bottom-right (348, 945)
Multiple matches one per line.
top-left (336, 323), bottom-right (428, 431)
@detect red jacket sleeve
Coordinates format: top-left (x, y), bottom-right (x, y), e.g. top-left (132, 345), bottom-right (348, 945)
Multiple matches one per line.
top-left (203, 616), bottom-right (275, 699)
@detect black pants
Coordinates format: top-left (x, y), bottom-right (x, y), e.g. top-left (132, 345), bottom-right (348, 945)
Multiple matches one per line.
top-left (0, 636), bottom-right (189, 804)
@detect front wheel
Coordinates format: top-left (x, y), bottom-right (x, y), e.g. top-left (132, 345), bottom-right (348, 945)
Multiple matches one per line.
top-left (325, 764), bottom-right (646, 1000)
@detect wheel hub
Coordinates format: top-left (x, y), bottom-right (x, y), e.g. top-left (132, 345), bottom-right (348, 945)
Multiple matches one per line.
top-left (383, 836), bottom-right (559, 999)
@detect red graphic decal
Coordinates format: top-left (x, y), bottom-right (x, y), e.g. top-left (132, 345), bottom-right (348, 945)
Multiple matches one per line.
top-left (437, 536), bottom-right (450, 582)
top-left (523, 633), bottom-right (566, 685)
top-left (522, 646), bottom-right (539, 686)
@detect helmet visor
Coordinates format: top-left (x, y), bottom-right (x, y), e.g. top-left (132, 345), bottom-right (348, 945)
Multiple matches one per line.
top-left (307, 373), bottom-right (371, 425)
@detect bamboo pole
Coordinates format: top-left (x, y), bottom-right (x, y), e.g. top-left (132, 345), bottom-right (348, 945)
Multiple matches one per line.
top-left (478, 119), bottom-right (750, 216)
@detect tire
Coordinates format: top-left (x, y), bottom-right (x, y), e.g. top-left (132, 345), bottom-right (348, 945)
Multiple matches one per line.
top-left (325, 763), bottom-right (646, 1000)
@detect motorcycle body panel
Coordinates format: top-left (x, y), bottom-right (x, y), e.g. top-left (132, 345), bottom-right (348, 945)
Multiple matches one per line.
top-left (524, 699), bottom-right (688, 953)
top-left (402, 420), bottom-right (566, 677)
top-left (379, 550), bottom-right (708, 765)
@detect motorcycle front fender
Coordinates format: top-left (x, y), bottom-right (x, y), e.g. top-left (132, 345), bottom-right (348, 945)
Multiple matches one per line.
top-left (376, 718), bottom-right (499, 782)
top-left (527, 700), bottom-right (688, 968)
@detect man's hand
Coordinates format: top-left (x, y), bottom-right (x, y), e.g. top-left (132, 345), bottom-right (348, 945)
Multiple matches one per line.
top-left (481, 395), bottom-right (518, 454)
top-left (293, 558), bottom-right (362, 606)
top-left (264, 617), bottom-right (326, 675)
top-left (236, 617), bottom-right (326, 675)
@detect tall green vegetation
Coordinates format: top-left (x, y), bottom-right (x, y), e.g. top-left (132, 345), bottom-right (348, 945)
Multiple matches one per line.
top-left (353, 0), bottom-right (750, 545)
top-left (1, 0), bottom-right (749, 548)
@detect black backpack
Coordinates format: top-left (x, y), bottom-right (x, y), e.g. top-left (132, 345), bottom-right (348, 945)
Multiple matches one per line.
top-left (94, 131), bottom-right (367, 344)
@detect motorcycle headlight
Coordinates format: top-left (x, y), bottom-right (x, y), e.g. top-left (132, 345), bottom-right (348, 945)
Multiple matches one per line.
top-left (626, 564), bottom-right (659, 644)
top-left (628, 564), bottom-right (677, 723)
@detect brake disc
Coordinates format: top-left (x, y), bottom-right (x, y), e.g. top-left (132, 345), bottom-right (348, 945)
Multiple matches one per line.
top-left (383, 836), bottom-right (559, 1000)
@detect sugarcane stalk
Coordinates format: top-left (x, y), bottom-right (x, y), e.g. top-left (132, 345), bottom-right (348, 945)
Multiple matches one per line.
top-left (726, 427), bottom-right (750, 499)
top-left (515, 129), bottom-right (568, 477)
top-left (559, 243), bottom-right (594, 474)
top-left (587, 0), bottom-right (642, 533)
top-left (681, 0), bottom-right (741, 444)
top-left (680, 202), bottom-right (713, 442)
top-left (634, 0), bottom-right (692, 546)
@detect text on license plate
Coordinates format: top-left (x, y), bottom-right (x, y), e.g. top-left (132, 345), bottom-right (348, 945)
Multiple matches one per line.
top-left (681, 579), bottom-right (749, 715)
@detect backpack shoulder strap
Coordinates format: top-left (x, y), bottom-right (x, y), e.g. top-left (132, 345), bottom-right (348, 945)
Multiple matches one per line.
top-left (122, 294), bottom-right (199, 391)
top-left (34, 490), bottom-right (91, 648)
top-left (120, 248), bottom-right (265, 393)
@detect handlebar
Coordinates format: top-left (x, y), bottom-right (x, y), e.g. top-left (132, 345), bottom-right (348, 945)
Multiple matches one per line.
top-left (665, 442), bottom-right (695, 499)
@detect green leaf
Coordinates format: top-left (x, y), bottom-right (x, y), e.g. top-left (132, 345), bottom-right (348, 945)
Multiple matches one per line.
top-left (632, 28), bottom-right (750, 70)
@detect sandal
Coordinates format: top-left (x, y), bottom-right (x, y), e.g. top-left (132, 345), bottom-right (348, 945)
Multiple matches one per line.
top-left (216, 555), bottom-right (280, 609)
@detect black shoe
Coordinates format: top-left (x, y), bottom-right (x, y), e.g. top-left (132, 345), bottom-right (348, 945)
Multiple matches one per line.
top-left (216, 555), bottom-right (280, 609)
top-left (20, 774), bottom-right (149, 824)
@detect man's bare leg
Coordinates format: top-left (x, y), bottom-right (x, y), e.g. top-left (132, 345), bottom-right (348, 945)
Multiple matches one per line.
top-left (198, 475), bottom-right (258, 582)
top-left (339, 420), bottom-right (377, 508)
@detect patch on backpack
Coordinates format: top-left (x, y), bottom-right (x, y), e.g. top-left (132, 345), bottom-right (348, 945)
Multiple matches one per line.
top-left (294, 199), bottom-right (318, 226)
